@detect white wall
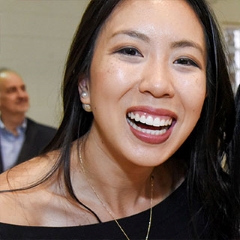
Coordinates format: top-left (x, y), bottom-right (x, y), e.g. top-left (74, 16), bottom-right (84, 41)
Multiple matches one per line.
top-left (0, 0), bottom-right (89, 128)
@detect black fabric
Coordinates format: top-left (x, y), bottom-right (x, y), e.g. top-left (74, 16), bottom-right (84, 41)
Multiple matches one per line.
top-left (0, 118), bottom-right (56, 173)
top-left (0, 180), bottom-right (211, 239)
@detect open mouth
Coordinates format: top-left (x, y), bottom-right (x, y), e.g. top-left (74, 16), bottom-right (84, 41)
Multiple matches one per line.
top-left (127, 112), bottom-right (173, 136)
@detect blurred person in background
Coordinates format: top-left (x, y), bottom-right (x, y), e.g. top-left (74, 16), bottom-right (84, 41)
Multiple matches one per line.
top-left (0, 68), bottom-right (56, 173)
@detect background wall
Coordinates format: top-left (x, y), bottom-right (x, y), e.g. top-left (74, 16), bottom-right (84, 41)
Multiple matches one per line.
top-left (0, 0), bottom-right (89, 128)
top-left (0, 0), bottom-right (239, 128)
top-left (209, 0), bottom-right (240, 25)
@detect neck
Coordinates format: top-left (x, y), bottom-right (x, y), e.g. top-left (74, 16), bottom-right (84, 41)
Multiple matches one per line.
top-left (1, 113), bottom-right (25, 135)
top-left (74, 139), bottom-right (183, 221)
top-left (75, 142), bottom-right (151, 218)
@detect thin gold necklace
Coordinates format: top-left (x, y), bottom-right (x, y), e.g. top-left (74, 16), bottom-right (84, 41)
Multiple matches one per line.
top-left (78, 143), bottom-right (154, 240)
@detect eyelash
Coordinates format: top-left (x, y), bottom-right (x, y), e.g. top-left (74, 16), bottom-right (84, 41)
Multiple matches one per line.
top-left (174, 58), bottom-right (199, 68)
top-left (116, 47), bottom-right (143, 57)
top-left (115, 48), bottom-right (200, 68)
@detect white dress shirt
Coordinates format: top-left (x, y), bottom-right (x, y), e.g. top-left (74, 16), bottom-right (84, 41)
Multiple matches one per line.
top-left (0, 119), bottom-right (27, 171)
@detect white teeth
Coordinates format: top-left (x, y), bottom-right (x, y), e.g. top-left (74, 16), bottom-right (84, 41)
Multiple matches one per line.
top-left (135, 113), bottom-right (140, 121)
top-left (127, 118), bottom-right (167, 136)
top-left (160, 119), bottom-right (165, 126)
top-left (127, 112), bottom-right (172, 127)
top-left (153, 117), bottom-right (161, 127)
top-left (146, 116), bottom-right (153, 125)
top-left (140, 115), bottom-right (146, 124)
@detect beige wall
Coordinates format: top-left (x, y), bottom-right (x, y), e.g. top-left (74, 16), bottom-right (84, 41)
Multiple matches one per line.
top-left (209, 0), bottom-right (240, 25)
top-left (0, 0), bottom-right (89, 128)
top-left (0, 0), bottom-right (239, 128)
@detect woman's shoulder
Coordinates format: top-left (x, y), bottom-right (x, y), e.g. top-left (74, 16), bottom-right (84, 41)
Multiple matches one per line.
top-left (0, 151), bottom-right (62, 225)
top-left (0, 151), bottom-right (59, 191)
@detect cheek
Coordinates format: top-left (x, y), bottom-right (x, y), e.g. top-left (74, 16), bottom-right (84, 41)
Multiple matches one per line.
top-left (179, 76), bottom-right (206, 114)
top-left (90, 61), bottom-right (130, 101)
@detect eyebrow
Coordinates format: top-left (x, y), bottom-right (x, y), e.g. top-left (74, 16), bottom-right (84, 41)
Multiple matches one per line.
top-left (171, 40), bottom-right (205, 55)
top-left (6, 84), bottom-right (26, 90)
top-left (111, 30), bottom-right (205, 55)
top-left (111, 30), bottom-right (150, 42)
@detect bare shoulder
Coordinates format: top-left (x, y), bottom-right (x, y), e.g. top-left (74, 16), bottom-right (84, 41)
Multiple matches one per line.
top-left (0, 149), bottom-right (90, 227)
top-left (0, 151), bottom-right (62, 225)
top-left (0, 151), bottom-right (59, 191)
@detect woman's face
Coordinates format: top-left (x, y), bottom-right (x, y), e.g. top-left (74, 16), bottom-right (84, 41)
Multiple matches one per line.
top-left (81, 0), bottom-right (206, 167)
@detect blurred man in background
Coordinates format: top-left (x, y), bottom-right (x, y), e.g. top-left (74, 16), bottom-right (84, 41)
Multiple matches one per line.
top-left (0, 68), bottom-right (56, 173)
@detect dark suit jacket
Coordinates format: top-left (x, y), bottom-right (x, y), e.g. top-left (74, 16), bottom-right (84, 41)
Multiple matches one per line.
top-left (0, 118), bottom-right (57, 173)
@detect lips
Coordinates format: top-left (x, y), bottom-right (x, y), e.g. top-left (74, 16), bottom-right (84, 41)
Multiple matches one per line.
top-left (126, 110), bottom-right (175, 144)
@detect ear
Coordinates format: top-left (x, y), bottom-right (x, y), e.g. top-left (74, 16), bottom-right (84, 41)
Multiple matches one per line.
top-left (78, 76), bottom-right (90, 104)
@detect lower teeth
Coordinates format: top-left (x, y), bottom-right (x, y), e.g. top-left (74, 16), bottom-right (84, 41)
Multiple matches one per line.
top-left (127, 118), bottom-right (167, 136)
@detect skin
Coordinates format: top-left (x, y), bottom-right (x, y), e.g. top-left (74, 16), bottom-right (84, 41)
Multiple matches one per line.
top-left (0, 71), bottom-right (29, 135)
top-left (0, 0), bottom-right (206, 227)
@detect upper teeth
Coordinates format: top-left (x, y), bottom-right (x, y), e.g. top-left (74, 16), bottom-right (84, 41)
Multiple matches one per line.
top-left (127, 112), bottom-right (172, 127)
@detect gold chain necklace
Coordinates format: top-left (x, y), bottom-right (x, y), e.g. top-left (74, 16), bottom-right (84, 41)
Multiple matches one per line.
top-left (78, 143), bottom-right (154, 240)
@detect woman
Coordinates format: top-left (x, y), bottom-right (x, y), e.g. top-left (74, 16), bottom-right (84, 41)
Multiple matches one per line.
top-left (0, 0), bottom-right (239, 239)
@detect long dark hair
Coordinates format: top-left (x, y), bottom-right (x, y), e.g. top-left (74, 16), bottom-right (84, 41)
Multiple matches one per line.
top-left (184, 0), bottom-right (238, 238)
top-left (42, 0), bottom-right (238, 238)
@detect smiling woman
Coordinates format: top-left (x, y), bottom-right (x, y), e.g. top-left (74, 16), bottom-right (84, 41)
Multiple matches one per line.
top-left (0, 0), bottom-right (239, 239)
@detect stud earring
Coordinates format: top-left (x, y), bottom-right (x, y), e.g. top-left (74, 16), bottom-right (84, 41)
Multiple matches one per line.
top-left (82, 103), bottom-right (92, 112)
top-left (81, 92), bottom-right (88, 99)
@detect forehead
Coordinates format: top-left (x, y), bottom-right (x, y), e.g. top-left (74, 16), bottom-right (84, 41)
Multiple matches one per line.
top-left (0, 72), bottom-right (25, 90)
top-left (98, 0), bottom-right (204, 46)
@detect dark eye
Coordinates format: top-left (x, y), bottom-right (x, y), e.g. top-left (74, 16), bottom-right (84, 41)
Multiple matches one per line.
top-left (7, 87), bottom-right (17, 94)
top-left (174, 58), bottom-right (199, 67)
top-left (21, 86), bottom-right (26, 92)
top-left (117, 47), bottom-right (142, 57)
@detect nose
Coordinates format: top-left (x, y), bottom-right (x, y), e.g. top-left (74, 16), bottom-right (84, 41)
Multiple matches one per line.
top-left (17, 88), bottom-right (28, 98)
top-left (139, 60), bottom-right (174, 98)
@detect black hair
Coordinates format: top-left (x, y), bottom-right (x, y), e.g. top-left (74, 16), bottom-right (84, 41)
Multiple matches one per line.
top-left (182, 0), bottom-right (238, 238)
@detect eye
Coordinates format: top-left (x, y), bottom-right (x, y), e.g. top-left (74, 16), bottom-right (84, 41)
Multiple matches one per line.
top-left (174, 58), bottom-right (199, 68)
top-left (7, 87), bottom-right (17, 94)
top-left (116, 47), bottom-right (143, 57)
